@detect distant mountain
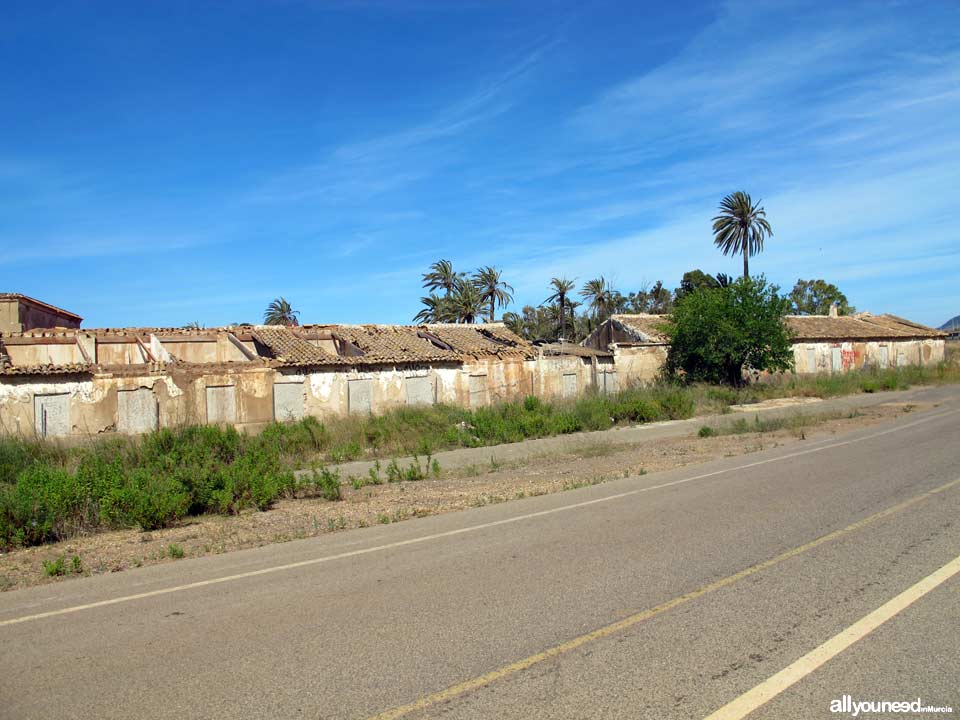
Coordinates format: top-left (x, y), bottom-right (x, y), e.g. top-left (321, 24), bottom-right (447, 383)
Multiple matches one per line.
top-left (940, 314), bottom-right (960, 331)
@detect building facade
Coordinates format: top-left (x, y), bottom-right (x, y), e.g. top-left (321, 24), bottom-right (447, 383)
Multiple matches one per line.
top-left (0, 323), bottom-right (615, 439)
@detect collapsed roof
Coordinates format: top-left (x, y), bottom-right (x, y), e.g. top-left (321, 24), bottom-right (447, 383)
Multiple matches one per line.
top-left (0, 323), bottom-right (536, 376)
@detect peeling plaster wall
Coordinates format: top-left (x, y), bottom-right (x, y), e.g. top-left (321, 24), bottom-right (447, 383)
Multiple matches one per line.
top-left (791, 338), bottom-right (945, 374)
top-left (611, 345), bottom-right (669, 387)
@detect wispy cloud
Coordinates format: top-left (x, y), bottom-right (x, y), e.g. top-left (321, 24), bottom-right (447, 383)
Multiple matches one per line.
top-left (249, 43), bottom-right (549, 206)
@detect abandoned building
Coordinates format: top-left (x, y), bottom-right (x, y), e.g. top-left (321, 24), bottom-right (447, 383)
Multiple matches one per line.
top-left (0, 293), bottom-right (82, 335)
top-left (0, 322), bottom-right (615, 439)
top-left (0, 290), bottom-right (946, 439)
top-left (581, 311), bottom-right (946, 385)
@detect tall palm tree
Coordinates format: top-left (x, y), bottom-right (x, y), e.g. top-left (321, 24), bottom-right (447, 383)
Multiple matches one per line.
top-left (712, 191), bottom-right (773, 279)
top-left (448, 279), bottom-right (483, 323)
top-left (473, 266), bottom-right (514, 322)
top-left (263, 297), bottom-right (300, 326)
top-left (544, 277), bottom-right (576, 340)
top-left (422, 259), bottom-right (462, 296)
top-left (580, 276), bottom-right (615, 321)
top-left (413, 294), bottom-right (453, 324)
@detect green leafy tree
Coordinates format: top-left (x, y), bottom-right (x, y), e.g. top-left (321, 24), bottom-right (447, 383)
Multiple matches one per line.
top-left (544, 277), bottom-right (577, 340)
top-left (675, 269), bottom-right (721, 299)
top-left (263, 298), bottom-right (300, 326)
top-left (473, 266), bottom-right (514, 322)
top-left (663, 277), bottom-right (793, 386)
top-left (712, 191), bottom-right (773, 279)
top-left (788, 278), bottom-right (855, 315)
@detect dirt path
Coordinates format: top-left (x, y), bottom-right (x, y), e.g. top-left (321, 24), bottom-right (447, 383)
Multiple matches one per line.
top-left (0, 402), bottom-right (926, 591)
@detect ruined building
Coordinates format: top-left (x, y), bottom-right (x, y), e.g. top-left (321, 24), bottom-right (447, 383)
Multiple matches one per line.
top-left (0, 293), bottom-right (946, 440)
top-left (581, 310), bottom-right (946, 385)
top-left (0, 322), bottom-right (614, 439)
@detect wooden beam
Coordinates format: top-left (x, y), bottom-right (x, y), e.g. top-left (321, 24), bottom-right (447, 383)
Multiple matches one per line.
top-left (226, 332), bottom-right (258, 361)
top-left (135, 337), bottom-right (156, 363)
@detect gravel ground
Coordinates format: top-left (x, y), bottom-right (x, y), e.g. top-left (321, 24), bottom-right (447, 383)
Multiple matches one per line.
top-left (0, 403), bottom-right (922, 592)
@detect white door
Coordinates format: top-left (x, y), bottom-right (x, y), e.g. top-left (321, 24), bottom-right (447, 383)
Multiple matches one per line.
top-left (562, 373), bottom-right (578, 398)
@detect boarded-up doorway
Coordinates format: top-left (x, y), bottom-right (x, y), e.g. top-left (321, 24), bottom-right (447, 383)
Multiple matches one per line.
top-left (602, 370), bottom-right (619, 395)
top-left (34, 394), bottom-right (70, 438)
top-left (274, 382), bottom-right (305, 421)
top-left (206, 385), bottom-right (237, 424)
top-left (405, 376), bottom-right (434, 406)
top-left (469, 374), bottom-right (488, 408)
top-left (348, 378), bottom-right (373, 414)
top-left (118, 388), bottom-right (158, 434)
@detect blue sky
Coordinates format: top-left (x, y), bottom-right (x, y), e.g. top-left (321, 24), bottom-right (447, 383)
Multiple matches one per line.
top-left (2, 0), bottom-right (958, 328)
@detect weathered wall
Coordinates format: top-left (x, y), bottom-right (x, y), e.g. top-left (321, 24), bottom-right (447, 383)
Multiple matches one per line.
top-left (4, 342), bottom-right (84, 367)
top-left (791, 338), bottom-right (945, 374)
top-left (0, 298), bottom-right (81, 334)
top-left (611, 345), bottom-right (669, 387)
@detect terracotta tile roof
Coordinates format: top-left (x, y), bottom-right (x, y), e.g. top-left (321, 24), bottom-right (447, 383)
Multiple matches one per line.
top-left (858, 314), bottom-right (946, 337)
top-left (326, 325), bottom-right (460, 364)
top-left (422, 323), bottom-right (536, 360)
top-left (0, 362), bottom-right (93, 376)
top-left (608, 314), bottom-right (671, 343)
top-left (252, 326), bottom-right (340, 366)
top-left (785, 314), bottom-right (945, 341)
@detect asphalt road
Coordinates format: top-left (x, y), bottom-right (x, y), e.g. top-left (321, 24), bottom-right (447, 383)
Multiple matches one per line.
top-left (2, 387), bottom-right (959, 720)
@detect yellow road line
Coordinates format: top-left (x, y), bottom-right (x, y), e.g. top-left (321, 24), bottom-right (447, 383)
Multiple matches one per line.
top-left (367, 475), bottom-right (960, 720)
top-left (0, 407), bottom-right (954, 629)
top-left (704, 553), bottom-right (960, 720)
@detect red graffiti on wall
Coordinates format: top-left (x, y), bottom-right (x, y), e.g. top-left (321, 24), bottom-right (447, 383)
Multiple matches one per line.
top-left (842, 349), bottom-right (856, 370)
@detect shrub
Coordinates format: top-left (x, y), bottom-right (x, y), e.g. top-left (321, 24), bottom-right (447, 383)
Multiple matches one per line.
top-left (101, 470), bottom-right (190, 531)
top-left (310, 468), bottom-right (342, 501)
top-left (43, 556), bottom-right (66, 577)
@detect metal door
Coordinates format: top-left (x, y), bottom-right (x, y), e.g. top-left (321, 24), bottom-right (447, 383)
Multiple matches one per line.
top-left (34, 394), bottom-right (70, 438)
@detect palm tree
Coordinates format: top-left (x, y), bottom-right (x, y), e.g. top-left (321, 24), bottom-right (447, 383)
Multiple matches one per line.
top-left (473, 266), bottom-right (514, 322)
top-left (422, 259), bottom-right (463, 296)
top-left (544, 277), bottom-right (576, 340)
top-left (413, 294), bottom-right (453, 324)
top-left (263, 297), bottom-right (300, 326)
top-left (183, 321), bottom-right (204, 330)
top-left (712, 191), bottom-right (773, 279)
top-left (448, 279), bottom-right (483, 323)
top-left (580, 276), bottom-right (615, 321)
